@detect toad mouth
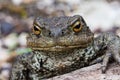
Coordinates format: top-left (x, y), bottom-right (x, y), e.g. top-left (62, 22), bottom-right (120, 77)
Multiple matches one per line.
top-left (27, 43), bottom-right (91, 52)
top-left (27, 33), bottom-right (94, 52)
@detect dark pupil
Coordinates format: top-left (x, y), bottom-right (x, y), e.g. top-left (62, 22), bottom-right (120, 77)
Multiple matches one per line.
top-left (34, 26), bottom-right (39, 31)
top-left (74, 24), bottom-right (80, 29)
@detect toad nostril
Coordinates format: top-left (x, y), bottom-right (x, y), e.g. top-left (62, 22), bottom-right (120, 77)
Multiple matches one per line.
top-left (62, 31), bottom-right (64, 35)
top-left (61, 30), bottom-right (66, 35)
top-left (49, 32), bottom-right (52, 37)
top-left (49, 32), bottom-right (51, 35)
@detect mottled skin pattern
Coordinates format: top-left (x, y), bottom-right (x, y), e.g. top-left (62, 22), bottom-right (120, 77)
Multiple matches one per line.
top-left (10, 15), bottom-right (120, 80)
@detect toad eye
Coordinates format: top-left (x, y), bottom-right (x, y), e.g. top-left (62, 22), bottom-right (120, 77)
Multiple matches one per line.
top-left (32, 25), bottom-right (41, 35)
top-left (72, 21), bottom-right (82, 33)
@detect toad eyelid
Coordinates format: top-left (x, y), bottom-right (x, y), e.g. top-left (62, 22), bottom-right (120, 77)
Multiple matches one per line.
top-left (68, 19), bottom-right (80, 27)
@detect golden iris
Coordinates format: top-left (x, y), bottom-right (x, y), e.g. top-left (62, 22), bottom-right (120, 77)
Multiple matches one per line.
top-left (72, 21), bottom-right (82, 33)
top-left (32, 25), bottom-right (41, 35)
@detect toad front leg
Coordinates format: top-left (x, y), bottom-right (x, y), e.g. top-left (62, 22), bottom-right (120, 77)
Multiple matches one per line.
top-left (92, 32), bottom-right (120, 73)
top-left (10, 52), bottom-right (50, 80)
top-left (10, 54), bottom-right (30, 80)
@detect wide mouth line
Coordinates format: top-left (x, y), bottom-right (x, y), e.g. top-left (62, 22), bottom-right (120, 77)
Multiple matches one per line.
top-left (31, 45), bottom-right (88, 52)
top-left (30, 44), bottom-right (90, 49)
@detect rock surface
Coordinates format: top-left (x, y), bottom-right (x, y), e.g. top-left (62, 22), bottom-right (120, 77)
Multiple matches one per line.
top-left (47, 63), bottom-right (120, 80)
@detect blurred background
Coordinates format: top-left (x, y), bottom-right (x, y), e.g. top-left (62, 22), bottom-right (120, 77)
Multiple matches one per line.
top-left (0, 0), bottom-right (120, 80)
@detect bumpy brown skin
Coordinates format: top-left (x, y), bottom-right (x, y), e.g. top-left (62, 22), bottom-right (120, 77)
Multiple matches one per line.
top-left (10, 15), bottom-right (120, 80)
